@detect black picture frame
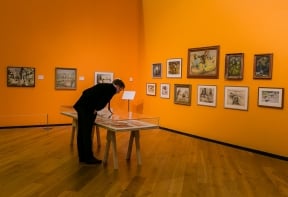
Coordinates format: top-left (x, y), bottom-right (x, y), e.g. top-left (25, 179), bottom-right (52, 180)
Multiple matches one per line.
top-left (7, 66), bottom-right (35, 87)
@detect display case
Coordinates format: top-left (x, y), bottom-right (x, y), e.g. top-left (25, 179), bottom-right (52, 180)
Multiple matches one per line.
top-left (60, 109), bottom-right (159, 132)
top-left (96, 111), bottom-right (159, 131)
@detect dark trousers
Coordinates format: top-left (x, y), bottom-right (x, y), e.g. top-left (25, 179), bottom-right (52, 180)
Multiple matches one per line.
top-left (76, 109), bottom-right (97, 161)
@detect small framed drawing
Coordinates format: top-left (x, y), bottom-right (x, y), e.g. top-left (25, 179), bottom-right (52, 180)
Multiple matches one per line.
top-left (94, 72), bottom-right (114, 84)
top-left (7, 66), bottom-right (35, 87)
top-left (258, 87), bottom-right (284, 109)
top-left (225, 53), bottom-right (244, 80)
top-left (55, 67), bottom-right (77, 90)
top-left (224, 86), bottom-right (249, 111)
top-left (253, 53), bottom-right (273, 79)
top-left (197, 85), bottom-right (217, 107)
top-left (152, 63), bottom-right (162, 78)
top-left (174, 84), bottom-right (191, 105)
top-left (146, 83), bottom-right (156, 96)
top-left (187, 45), bottom-right (220, 78)
top-left (160, 83), bottom-right (170, 99)
top-left (167, 58), bottom-right (182, 78)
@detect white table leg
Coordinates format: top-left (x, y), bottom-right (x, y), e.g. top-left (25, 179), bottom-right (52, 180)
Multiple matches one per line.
top-left (70, 118), bottom-right (77, 145)
top-left (110, 131), bottom-right (118, 169)
top-left (134, 130), bottom-right (142, 165)
top-left (126, 131), bottom-right (135, 160)
top-left (103, 130), bottom-right (118, 169)
top-left (126, 130), bottom-right (141, 165)
top-left (95, 126), bottom-right (101, 147)
top-left (103, 130), bottom-right (111, 165)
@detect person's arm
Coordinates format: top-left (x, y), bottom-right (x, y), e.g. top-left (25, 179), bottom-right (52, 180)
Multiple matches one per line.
top-left (107, 102), bottom-right (113, 114)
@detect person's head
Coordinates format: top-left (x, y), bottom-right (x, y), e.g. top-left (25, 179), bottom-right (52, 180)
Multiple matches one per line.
top-left (112, 79), bottom-right (125, 93)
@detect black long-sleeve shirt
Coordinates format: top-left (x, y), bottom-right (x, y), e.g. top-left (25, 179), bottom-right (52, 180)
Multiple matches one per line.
top-left (73, 83), bottom-right (116, 114)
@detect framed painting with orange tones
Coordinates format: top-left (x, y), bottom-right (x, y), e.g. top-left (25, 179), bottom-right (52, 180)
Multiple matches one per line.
top-left (187, 46), bottom-right (220, 78)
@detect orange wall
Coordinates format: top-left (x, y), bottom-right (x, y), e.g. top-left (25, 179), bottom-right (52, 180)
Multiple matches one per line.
top-left (1, 0), bottom-right (287, 157)
top-left (140, 0), bottom-right (288, 157)
top-left (0, 0), bottom-right (141, 125)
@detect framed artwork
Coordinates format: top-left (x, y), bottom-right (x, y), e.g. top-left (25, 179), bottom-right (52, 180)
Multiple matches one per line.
top-left (152, 63), bottom-right (162, 78)
top-left (253, 53), bottom-right (273, 79)
top-left (258, 87), bottom-right (284, 109)
top-left (55, 67), bottom-right (77, 90)
top-left (94, 72), bottom-right (114, 84)
top-left (174, 84), bottom-right (191, 105)
top-left (160, 83), bottom-right (170, 99)
top-left (197, 85), bottom-right (217, 107)
top-left (167, 58), bottom-right (182, 78)
top-left (225, 53), bottom-right (244, 80)
top-left (224, 86), bottom-right (249, 111)
top-left (187, 45), bottom-right (220, 78)
top-left (146, 83), bottom-right (156, 96)
top-left (7, 66), bottom-right (35, 87)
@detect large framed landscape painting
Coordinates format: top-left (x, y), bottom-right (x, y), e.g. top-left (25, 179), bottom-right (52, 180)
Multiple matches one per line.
top-left (187, 46), bottom-right (220, 78)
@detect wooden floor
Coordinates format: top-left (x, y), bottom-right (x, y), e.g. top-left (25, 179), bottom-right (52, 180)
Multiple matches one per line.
top-left (0, 126), bottom-right (287, 197)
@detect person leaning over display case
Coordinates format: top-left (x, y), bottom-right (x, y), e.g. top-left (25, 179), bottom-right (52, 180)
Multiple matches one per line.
top-left (73, 79), bottom-right (125, 164)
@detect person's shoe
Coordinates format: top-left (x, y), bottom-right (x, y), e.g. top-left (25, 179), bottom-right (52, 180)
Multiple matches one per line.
top-left (85, 157), bottom-right (102, 164)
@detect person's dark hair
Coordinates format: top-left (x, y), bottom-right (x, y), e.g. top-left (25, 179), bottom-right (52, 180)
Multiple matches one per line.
top-left (113, 79), bottom-right (125, 89)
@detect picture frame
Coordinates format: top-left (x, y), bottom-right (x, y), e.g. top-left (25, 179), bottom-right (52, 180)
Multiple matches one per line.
top-left (167, 58), bottom-right (182, 78)
top-left (146, 83), bottom-right (156, 96)
top-left (55, 67), bottom-right (77, 90)
top-left (224, 86), bottom-right (249, 111)
top-left (253, 53), bottom-right (273, 79)
top-left (94, 72), bottom-right (114, 84)
top-left (187, 45), bottom-right (220, 78)
top-left (197, 85), bottom-right (217, 107)
top-left (225, 53), bottom-right (244, 80)
top-left (174, 84), bottom-right (191, 105)
top-left (7, 66), bottom-right (35, 87)
top-left (258, 87), bottom-right (284, 109)
top-left (152, 63), bottom-right (162, 78)
top-left (160, 83), bottom-right (170, 99)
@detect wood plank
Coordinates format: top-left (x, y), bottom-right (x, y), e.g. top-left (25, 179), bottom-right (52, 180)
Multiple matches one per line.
top-left (0, 126), bottom-right (287, 196)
